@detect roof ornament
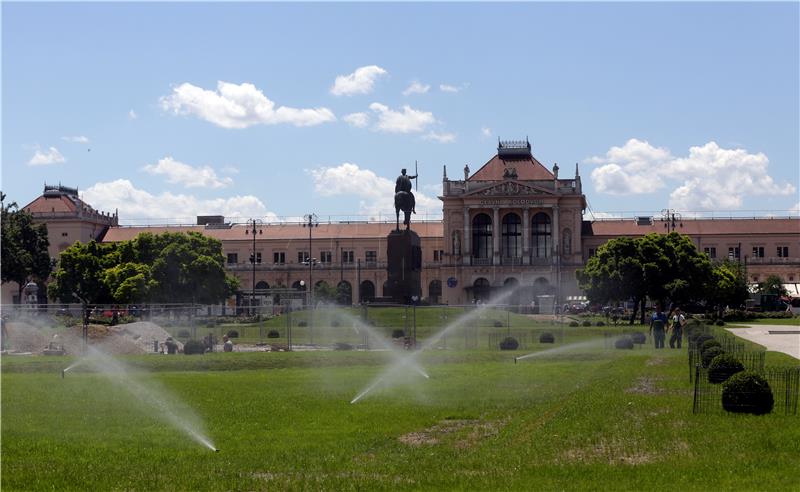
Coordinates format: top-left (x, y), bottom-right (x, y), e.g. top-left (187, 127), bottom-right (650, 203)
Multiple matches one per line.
top-left (553, 162), bottom-right (559, 179)
top-left (464, 164), bottom-right (470, 181)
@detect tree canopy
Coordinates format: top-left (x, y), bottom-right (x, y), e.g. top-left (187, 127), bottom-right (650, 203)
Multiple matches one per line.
top-left (758, 274), bottom-right (788, 297)
top-left (49, 232), bottom-right (238, 305)
top-left (1, 193), bottom-right (53, 297)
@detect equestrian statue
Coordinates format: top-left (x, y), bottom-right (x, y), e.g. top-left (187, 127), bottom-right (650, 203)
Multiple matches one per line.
top-left (394, 167), bottom-right (417, 231)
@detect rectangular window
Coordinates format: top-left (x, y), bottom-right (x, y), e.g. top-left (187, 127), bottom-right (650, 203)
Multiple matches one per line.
top-left (777, 246), bottom-right (789, 258)
top-left (588, 248), bottom-right (595, 257)
top-left (342, 250), bottom-right (354, 263)
top-left (250, 252), bottom-right (262, 264)
top-left (320, 251), bottom-right (332, 263)
top-left (226, 253), bottom-right (238, 264)
top-left (752, 246), bottom-right (764, 258)
top-left (273, 252), bottom-right (285, 264)
top-left (365, 251), bottom-right (377, 264)
top-left (61, 232), bottom-right (68, 237)
top-left (703, 247), bottom-right (716, 259)
top-left (433, 250), bottom-right (445, 261)
top-left (298, 251), bottom-right (309, 263)
top-left (728, 247), bottom-right (740, 260)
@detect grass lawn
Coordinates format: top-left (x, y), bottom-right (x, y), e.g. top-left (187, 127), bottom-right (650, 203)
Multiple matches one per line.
top-left (2, 335), bottom-right (799, 491)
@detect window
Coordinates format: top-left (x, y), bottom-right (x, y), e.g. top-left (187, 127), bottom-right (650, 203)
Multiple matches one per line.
top-left (342, 250), bottom-right (354, 263)
top-left (501, 213), bottom-right (522, 258)
top-left (250, 252), bottom-right (262, 264)
top-left (298, 251), bottom-right (310, 263)
top-left (703, 247), bottom-right (716, 259)
top-left (61, 232), bottom-right (68, 237)
top-left (226, 253), bottom-right (238, 264)
top-left (531, 212), bottom-right (551, 258)
top-left (273, 252), bottom-right (285, 264)
top-left (728, 247), bottom-right (740, 260)
top-left (472, 213), bottom-right (492, 259)
top-left (320, 251), bottom-right (332, 263)
top-left (365, 250), bottom-right (377, 264)
top-left (433, 249), bottom-right (445, 261)
top-left (778, 246), bottom-right (789, 258)
top-left (588, 248), bottom-right (595, 257)
top-left (752, 247), bottom-right (764, 258)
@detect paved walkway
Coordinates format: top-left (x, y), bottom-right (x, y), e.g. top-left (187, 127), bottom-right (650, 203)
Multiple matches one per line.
top-left (726, 324), bottom-right (800, 361)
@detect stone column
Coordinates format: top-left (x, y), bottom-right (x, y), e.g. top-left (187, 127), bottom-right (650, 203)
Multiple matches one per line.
top-left (522, 207), bottom-right (530, 265)
top-left (552, 205), bottom-right (560, 261)
top-left (463, 206), bottom-right (471, 265)
top-left (493, 207), bottom-right (500, 266)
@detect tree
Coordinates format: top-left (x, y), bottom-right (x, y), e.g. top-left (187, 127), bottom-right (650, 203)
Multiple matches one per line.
top-left (707, 260), bottom-right (750, 317)
top-left (1, 193), bottom-right (53, 299)
top-left (758, 275), bottom-right (788, 297)
top-left (49, 240), bottom-right (115, 305)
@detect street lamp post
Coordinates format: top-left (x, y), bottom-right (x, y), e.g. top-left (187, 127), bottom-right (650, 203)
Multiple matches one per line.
top-left (302, 214), bottom-right (319, 344)
top-left (247, 219), bottom-right (264, 317)
top-left (661, 209), bottom-right (683, 233)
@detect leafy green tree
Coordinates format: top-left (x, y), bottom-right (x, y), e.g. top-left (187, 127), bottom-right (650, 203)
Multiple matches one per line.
top-left (707, 260), bottom-right (750, 317)
top-left (1, 193), bottom-right (53, 299)
top-left (49, 240), bottom-right (115, 304)
top-left (104, 262), bottom-right (153, 303)
top-left (758, 274), bottom-right (788, 297)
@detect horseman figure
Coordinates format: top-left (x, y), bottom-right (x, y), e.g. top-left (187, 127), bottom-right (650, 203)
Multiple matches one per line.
top-left (394, 168), bottom-right (417, 230)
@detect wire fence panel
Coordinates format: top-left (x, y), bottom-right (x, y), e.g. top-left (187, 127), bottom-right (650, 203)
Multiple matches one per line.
top-left (693, 366), bottom-right (800, 415)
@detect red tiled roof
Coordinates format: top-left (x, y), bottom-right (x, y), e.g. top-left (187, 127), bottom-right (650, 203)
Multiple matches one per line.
top-left (586, 218), bottom-right (800, 236)
top-left (23, 195), bottom-right (78, 214)
top-left (101, 221), bottom-right (444, 243)
top-left (469, 154), bottom-right (555, 181)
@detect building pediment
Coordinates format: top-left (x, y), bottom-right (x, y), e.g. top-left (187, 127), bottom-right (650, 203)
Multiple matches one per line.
top-left (465, 180), bottom-right (555, 197)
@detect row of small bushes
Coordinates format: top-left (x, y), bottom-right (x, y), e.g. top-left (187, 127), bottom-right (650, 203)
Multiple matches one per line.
top-left (499, 332), bottom-right (556, 350)
top-left (568, 320), bottom-right (605, 327)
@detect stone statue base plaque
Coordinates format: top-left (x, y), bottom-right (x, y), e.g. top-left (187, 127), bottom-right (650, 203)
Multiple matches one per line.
top-left (385, 229), bottom-right (422, 304)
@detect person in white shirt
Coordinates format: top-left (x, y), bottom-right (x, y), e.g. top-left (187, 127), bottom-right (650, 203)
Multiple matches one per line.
top-left (669, 307), bottom-right (686, 349)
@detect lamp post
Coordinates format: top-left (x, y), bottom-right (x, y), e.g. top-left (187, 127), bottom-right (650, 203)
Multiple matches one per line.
top-left (661, 209), bottom-right (683, 233)
top-left (246, 219), bottom-right (264, 316)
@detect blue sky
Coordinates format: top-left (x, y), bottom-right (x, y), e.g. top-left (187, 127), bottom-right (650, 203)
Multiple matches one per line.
top-left (3, 2), bottom-right (798, 224)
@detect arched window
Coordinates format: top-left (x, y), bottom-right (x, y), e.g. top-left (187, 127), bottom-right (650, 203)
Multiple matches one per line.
top-left (472, 213), bottom-right (492, 260)
top-left (428, 280), bottom-right (442, 304)
top-left (501, 213), bottom-right (522, 259)
top-left (531, 213), bottom-right (551, 258)
top-left (292, 280), bottom-right (306, 291)
top-left (562, 228), bottom-right (572, 255)
top-left (337, 281), bottom-right (352, 305)
top-left (473, 277), bottom-right (491, 302)
top-left (255, 281), bottom-right (269, 290)
top-left (360, 280), bottom-right (375, 303)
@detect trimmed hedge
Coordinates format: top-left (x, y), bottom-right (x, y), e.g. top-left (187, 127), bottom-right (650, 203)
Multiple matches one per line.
top-left (722, 371), bottom-right (774, 415)
top-left (581, 320), bottom-right (592, 327)
top-left (297, 321), bottom-right (308, 327)
top-left (694, 334), bottom-right (714, 350)
top-left (708, 354), bottom-right (745, 384)
top-left (630, 332), bottom-right (646, 344)
top-left (568, 321), bottom-right (579, 327)
top-left (333, 342), bottom-right (354, 351)
top-left (493, 320), bottom-right (504, 328)
top-left (226, 329), bottom-right (239, 338)
top-left (331, 319), bottom-right (341, 327)
top-left (499, 337), bottom-right (519, 350)
top-left (715, 319), bottom-right (726, 326)
top-left (391, 329), bottom-right (405, 339)
top-left (183, 339), bottom-right (205, 355)
top-left (539, 332), bottom-right (555, 344)
top-left (701, 346), bottom-right (725, 368)
top-left (700, 339), bottom-right (722, 354)
top-left (615, 337), bottom-right (634, 349)
top-left (596, 321), bottom-right (605, 327)
top-left (267, 330), bottom-right (280, 338)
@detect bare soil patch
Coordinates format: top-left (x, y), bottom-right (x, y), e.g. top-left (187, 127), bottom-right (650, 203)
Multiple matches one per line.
top-left (398, 418), bottom-right (507, 449)
top-left (625, 376), bottom-right (664, 395)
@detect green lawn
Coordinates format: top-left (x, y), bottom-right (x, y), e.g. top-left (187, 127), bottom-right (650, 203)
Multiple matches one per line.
top-left (2, 336), bottom-right (799, 491)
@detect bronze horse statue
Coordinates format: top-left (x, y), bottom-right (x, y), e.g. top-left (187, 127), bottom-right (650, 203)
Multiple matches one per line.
top-left (394, 191), bottom-right (414, 231)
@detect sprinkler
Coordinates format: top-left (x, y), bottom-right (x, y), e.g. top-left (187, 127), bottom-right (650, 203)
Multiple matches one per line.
top-left (61, 369), bottom-right (65, 378)
top-left (514, 357), bottom-right (517, 364)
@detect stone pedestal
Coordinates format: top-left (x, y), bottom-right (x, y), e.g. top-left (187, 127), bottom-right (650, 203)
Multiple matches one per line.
top-left (386, 229), bottom-right (422, 304)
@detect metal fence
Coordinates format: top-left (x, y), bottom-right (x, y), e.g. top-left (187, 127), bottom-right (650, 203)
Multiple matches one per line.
top-left (692, 365), bottom-right (800, 415)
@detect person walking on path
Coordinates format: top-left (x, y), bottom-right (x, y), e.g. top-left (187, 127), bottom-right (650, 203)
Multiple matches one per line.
top-left (650, 304), bottom-right (668, 349)
top-left (669, 307), bottom-right (686, 349)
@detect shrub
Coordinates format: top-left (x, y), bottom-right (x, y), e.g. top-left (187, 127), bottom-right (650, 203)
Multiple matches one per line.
top-left (183, 339), bottom-right (205, 355)
top-left (694, 334), bottom-right (714, 350)
top-left (700, 339), bottom-right (722, 355)
top-left (333, 342), bottom-right (354, 351)
top-left (568, 321), bottom-right (579, 327)
top-left (630, 332), bottom-right (646, 344)
top-left (539, 332), bottom-right (555, 344)
top-left (297, 321), bottom-right (308, 327)
top-left (708, 354), bottom-right (745, 384)
top-left (267, 330), bottom-right (280, 339)
top-left (596, 321), bottom-right (605, 326)
top-left (715, 319), bottom-right (726, 326)
top-left (722, 371), bottom-right (774, 415)
top-left (493, 320), bottom-right (504, 328)
top-left (331, 319), bottom-right (341, 327)
top-left (391, 329), bottom-right (405, 339)
top-left (615, 337), bottom-right (634, 349)
top-left (226, 329), bottom-right (239, 338)
top-left (582, 320), bottom-right (592, 327)
top-left (701, 346), bottom-right (724, 368)
top-left (177, 329), bottom-right (191, 338)
top-left (499, 337), bottom-right (519, 350)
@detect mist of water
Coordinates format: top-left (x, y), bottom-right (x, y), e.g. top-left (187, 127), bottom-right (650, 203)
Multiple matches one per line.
top-left (514, 338), bottom-right (608, 362)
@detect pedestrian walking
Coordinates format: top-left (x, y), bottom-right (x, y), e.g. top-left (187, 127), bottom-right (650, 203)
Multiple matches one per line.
top-left (650, 304), bottom-right (667, 349)
top-left (669, 307), bottom-right (686, 349)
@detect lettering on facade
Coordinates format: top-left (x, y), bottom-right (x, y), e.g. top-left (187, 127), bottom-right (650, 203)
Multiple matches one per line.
top-left (478, 198), bottom-right (544, 206)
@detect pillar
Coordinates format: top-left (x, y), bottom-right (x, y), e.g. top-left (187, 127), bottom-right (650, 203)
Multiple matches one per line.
top-left (522, 207), bottom-right (530, 265)
top-left (493, 207), bottom-right (500, 266)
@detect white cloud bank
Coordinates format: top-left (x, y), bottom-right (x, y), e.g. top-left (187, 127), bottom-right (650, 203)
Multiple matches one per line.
top-left (587, 139), bottom-right (796, 211)
top-left (343, 112), bottom-right (370, 128)
top-left (143, 157), bottom-right (233, 189)
top-left (424, 131), bottom-right (456, 144)
top-left (330, 65), bottom-right (387, 96)
top-left (28, 147), bottom-right (66, 166)
top-left (368, 103), bottom-right (435, 133)
top-left (402, 81), bottom-right (430, 96)
top-left (307, 163), bottom-right (441, 216)
top-left (161, 81), bottom-right (336, 129)
top-left (82, 179), bottom-right (274, 224)
top-left (61, 136), bottom-right (90, 144)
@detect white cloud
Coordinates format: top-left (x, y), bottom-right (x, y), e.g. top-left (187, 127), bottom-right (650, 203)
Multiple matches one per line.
top-left (343, 112), bottom-right (370, 128)
top-left (28, 147), bottom-right (66, 166)
top-left (142, 156), bottom-right (233, 189)
top-left (423, 131), bottom-right (456, 144)
top-left (221, 165), bottom-right (240, 175)
top-left (330, 65), bottom-right (387, 96)
top-left (439, 83), bottom-right (467, 93)
top-left (402, 81), bottom-right (430, 96)
top-left (61, 136), bottom-right (89, 144)
top-left (586, 139), bottom-right (796, 211)
top-left (481, 127), bottom-right (492, 138)
top-left (82, 179), bottom-right (275, 224)
top-left (128, 109), bottom-right (138, 120)
top-left (161, 81), bottom-right (336, 129)
top-left (307, 163), bottom-right (441, 216)
top-left (368, 103), bottom-right (435, 134)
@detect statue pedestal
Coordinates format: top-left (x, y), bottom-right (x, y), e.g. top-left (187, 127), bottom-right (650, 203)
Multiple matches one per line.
top-left (385, 229), bottom-right (422, 304)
